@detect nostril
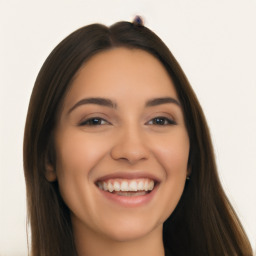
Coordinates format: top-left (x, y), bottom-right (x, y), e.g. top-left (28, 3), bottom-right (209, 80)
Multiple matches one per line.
top-left (110, 142), bottom-right (149, 163)
top-left (109, 128), bottom-right (150, 164)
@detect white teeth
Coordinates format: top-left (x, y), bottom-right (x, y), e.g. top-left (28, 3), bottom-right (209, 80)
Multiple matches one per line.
top-left (148, 180), bottom-right (154, 190)
top-left (129, 181), bottom-right (137, 191)
top-left (113, 181), bottom-right (120, 191)
top-left (138, 181), bottom-right (144, 190)
top-left (108, 183), bottom-right (114, 192)
top-left (121, 181), bottom-right (129, 191)
top-left (103, 182), bottom-right (108, 191)
top-left (144, 180), bottom-right (149, 191)
top-left (97, 178), bottom-right (155, 193)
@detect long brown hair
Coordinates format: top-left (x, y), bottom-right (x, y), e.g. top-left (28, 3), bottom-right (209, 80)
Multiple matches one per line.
top-left (23, 20), bottom-right (253, 256)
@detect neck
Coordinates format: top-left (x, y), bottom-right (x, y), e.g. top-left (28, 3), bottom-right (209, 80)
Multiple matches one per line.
top-left (73, 220), bottom-right (165, 256)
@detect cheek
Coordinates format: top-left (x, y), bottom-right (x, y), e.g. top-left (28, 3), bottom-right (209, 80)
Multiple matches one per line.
top-left (153, 130), bottom-right (190, 174)
top-left (53, 130), bottom-right (110, 213)
top-left (151, 130), bottom-right (189, 220)
top-left (55, 130), bottom-right (109, 176)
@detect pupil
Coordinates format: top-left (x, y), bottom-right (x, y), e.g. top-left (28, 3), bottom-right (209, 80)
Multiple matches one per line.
top-left (92, 118), bottom-right (100, 124)
top-left (155, 118), bottom-right (165, 125)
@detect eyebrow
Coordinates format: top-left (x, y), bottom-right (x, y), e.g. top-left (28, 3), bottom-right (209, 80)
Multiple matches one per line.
top-left (68, 96), bottom-right (181, 114)
top-left (145, 97), bottom-right (181, 107)
top-left (68, 97), bottom-right (117, 114)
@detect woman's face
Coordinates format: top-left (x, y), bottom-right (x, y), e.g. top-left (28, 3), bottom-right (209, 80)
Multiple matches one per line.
top-left (48, 48), bottom-right (190, 242)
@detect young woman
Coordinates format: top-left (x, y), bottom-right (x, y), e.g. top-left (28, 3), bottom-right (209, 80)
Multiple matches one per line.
top-left (23, 17), bottom-right (253, 256)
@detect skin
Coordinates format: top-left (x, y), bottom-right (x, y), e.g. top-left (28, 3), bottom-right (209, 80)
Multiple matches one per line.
top-left (46, 48), bottom-right (190, 256)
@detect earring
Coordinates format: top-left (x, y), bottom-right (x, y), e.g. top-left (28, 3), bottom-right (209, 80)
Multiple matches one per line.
top-left (186, 176), bottom-right (190, 180)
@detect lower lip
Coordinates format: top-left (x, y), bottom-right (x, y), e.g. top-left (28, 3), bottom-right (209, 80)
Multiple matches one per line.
top-left (97, 185), bottom-right (158, 208)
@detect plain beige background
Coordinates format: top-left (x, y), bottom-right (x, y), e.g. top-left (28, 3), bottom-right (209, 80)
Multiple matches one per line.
top-left (0, 0), bottom-right (256, 255)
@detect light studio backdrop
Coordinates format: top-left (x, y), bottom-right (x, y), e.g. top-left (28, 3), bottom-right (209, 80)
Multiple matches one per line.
top-left (0, 0), bottom-right (255, 255)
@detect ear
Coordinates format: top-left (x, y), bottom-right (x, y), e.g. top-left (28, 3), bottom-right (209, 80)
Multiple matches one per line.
top-left (45, 162), bottom-right (57, 182)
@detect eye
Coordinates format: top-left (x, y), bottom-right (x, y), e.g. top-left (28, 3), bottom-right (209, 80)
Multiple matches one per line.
top-left (147, 116), bottom-right (176, 126)
top-left (79, 117), bottom-right (110, 126)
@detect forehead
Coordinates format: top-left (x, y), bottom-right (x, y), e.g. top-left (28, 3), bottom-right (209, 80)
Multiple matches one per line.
top-left (65, 47), bottom-right (178, 105)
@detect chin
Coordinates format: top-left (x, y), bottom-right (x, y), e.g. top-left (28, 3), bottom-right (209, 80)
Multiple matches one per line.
top-left (98, 215), bottom-right (163, 243)
top-left (105, 227), bottom-right (158, 243)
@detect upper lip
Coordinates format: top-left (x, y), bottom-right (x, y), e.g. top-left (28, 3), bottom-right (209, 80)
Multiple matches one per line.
top-left (95, 172), bottom-right (161, 183)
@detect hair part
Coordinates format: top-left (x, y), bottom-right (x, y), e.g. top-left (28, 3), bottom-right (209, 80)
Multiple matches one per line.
top-left (23, 21), bottom-right (253, 256)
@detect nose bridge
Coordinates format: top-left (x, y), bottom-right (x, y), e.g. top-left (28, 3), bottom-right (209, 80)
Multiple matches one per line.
top-left (110, 122), bottom-right (149, 164)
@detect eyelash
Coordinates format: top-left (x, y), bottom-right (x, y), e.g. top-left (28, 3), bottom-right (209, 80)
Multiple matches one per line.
top-left (79, 118), bottom-right (109, 126)
top-left (79, 116), bottom-right (176, 126)
top-left (147, 116), bottom-right (177, 126)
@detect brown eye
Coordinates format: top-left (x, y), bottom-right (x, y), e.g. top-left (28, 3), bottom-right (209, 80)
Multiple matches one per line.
top-left (147, 117), bottom-right (176, 126)
top-left (79, 118), bottom-right (109, 126)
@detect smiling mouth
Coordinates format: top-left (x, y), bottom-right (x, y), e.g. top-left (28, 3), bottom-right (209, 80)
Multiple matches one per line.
top-left (96, 178), bottom-right (155, 196)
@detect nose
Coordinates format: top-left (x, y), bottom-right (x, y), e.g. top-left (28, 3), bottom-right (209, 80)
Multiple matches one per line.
top-left (110, 126), bottom-right (150, 165)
